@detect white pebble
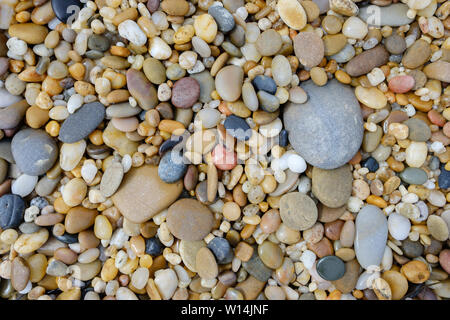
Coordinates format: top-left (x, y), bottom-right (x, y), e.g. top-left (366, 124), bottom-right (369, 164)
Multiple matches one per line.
top-left (118, 20), bottom-right (147, 46)
top-left (12, 174), bottom-right (38, 197)
top-left (286, 153), bottom-right (307, 174)
top-left (387, 212), bottom-right (411, 241)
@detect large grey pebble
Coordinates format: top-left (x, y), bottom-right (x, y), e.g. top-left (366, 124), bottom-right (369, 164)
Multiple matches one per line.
top-left (11, 129), bottom-right (58, 176)
top-left (283, 79), bottom-right (363, 170)
top-left (359, 3), bottom-right (414, 27)
top-left (59, 102), bottom-right (105, 143)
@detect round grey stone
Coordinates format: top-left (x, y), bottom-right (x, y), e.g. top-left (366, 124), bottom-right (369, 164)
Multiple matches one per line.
top-left (283, 79), bottom-right (363, 170)
top-left (11, 129), bottom-right (58, 176)
top-left (399, 167), bottom-right (428, 185)
top-left (208, 5), bottom-right (235, 33)
top-left (58, 102), bottom-right (105, 143)
top-left (158, 150), bottom-right (188, 183)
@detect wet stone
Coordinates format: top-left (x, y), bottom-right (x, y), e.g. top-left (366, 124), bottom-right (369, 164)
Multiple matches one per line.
top-left (345, 45), bottom-right (389, 77)
top-left (55, 232), bottom-right (78, 244)
top-left (311, 165), bottom-right (353, 208)
top-left (438, 164), bottom-right (450, 190)
top-left (404, 118), bottom-right (431, 142)
top-left (87, 35), bottom-right (110, 52)
top-left (242, 250), bottom-right (273, 282)
top-left (384, 34), bottom-right (406, 55)
top-left (361, 157), bottom-right (379, 172)
top-left (145, 237), bottom-right (164, 256)
top-left (0, 194), bottom-right (25, 229)
top-left (316, 255), bottom-right (346, 281)
top-left (59, 102), bottom-right (105, 143)
top-left (279, 192), bottom-right (318, 231)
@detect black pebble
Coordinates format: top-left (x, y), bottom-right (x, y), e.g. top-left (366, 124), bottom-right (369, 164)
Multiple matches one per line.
top-left (438, 164), bottom-right (450, 189)
top-left (55, 232), bottom-right (79, 244)
top-left (361, 157), bottom-right (379, 172)
top-left (0, 194), bottom-right (25, 230)
top-left (279, 129), bottom-right (288, 147)
top-left (145, 237), bottom-right (164, 256)
top-left (159, 135), bottom-right (183, 156)
top-left (207, 237), bottom-right (233, 264)
top-left (224, 115), bottom-right (252, 141)
top-left (51, 0), bottom-right (83, 23)
top-left (252, 75), bottom-right (277, 95)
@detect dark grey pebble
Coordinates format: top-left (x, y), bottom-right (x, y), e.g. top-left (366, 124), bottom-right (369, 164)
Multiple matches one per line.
top-left (252, 75), bottom-right (277, 95)
top-left (257, 91), bottom-right (280, 112)
top-left (0, 194), bottom-right (25, 229)
top-left (158, 150), bottom-right (187, 183)
top-left (208, 5), bottom-right (235, 33)
top-left (55, 232), bottom-right (78, 244)
top-left (242, 250), bottom-right (272, 282)
top-left (51, 0), bottom-right (83, 23)
top-left (399, 167), bottom-right (428, 185)
top-left (11, 129), bottom-right (58, 176)
top-left (224, 115), bottom-right (252, 141)
top-left (438, 164), bottom-right (450, 189)
top-left (59, 102), bottom-right (105, 143)
top-left (145, 237), bottom-right (164, 256)
top-left (401, 239), bottom-right (424, 258)
top-left (87, 34), bottom-right (110, 52)
top-left (207, 237), bottom-right (233, 264)
top-left (316, 255), bottom-right (345, 281)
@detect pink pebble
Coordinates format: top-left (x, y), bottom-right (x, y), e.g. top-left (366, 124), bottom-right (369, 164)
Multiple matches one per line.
top-left (111, 117), bottom-right (139, 132)
top-left (212, 144), bottom-right (237, 171)
top-left (388, 75), bottom-right (415, 93)
top-left (439, 249), bottom-right (450, 274)
top-left (428, 110), bottom-right (446, 127)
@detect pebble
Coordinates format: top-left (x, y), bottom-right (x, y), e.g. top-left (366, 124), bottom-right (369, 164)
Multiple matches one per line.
top-left (361, 157), bottom-right (379, 172)
top-left (11, 129), bottom-right (58, 176)
top-left (384, 34), bottom-right (406, 55)
top-left (387, 213), bottom-right (410, 241)
top-left (190, 71), bottom-right (215, 103)
top-left (346, 46), bottom-right (389, 77)
top-left (316, 256), bottom-right (345, 281)
top-left (100, 162), bottom-right (124, 198)
top-left (402, 239), bottom-right (424, 259)
top-left (196, 247), bottom-right (218, 280)
top-left (0, 100), bottom-right (29, 130)
top-left (355, 86), bottom-right (387, 109)
top-left (271, 55), bottom-right (292, 87)
top-left (423, 61), bottom-right (450, 83)
top-left (154, 268), bottom-right (178, 300)
top-left (329, 43), bottom-right (355, 63)
top-left (158, 150), bottom-right (188, 183)
top-left (257, 91), bottom-right (280, 113)
top-left (388, 75), bottom-right (415, 94)
top-left (11, 257), bottom-right (30, 292)
top-left (284, 80), bottom-right (363, 169)
top-left (354, 205), bottom-right (388, 269)
top-left (401, 260), bottom-right (430, 284)
top-left (118, 20), bottom-right (147, 46)
top-left (143, 58), bottom-right (166, 85)
top-left (312, 165), bottom-right (352, 208)
top-left (59, 102), bottom-right (105, 143)
top-left (8, 23), bottom-right (48, 45)
top-left (126, 69), bottom-right (158, 110)
top-left (293, 32), bottom-right (324, 68)
top-left (252, 76), bottom-right (277, 95)
top-left (51, 0), bottom-right (82, 23)
top-left (358, 3), bottom-right (414, 27)
top-left (331, 259), bottom-right (360, 293)
top-left (194, 14), bottom-right (218, 43)
top-left (277, 0), bottom-right (307, 30)
top-left (166, 199), bottom-right (214, 241)
top-left (208, 5), bottom-right (235, 33)
top-left (439, 250), bottom-right (450, 274)
top-left (112, 165), bottom-right (182, 224)
top-left (207, 237), bottom-right (233, 264)
top-left (438, 165), bottom-right (450, 189)
top-left (427, 215), bottom-right (449, 241)
top-left (224, 115), bottom-right (251, 141)
top-left (279, 192), bottom-right (318, 231)
top-left (399, 167), bottom-right (428, 185)
top-left (403, 118), bottom-right (431, 142)
top-left (0, 194), bottom-right (24, 229)
top-left (215, 65), bottom-right (243, 102)
top-left (255, 29), bottom-right (282, 57)
top-left (14, 228), bottom-right (49, 254)
top-left (102, 122), bottom-right (138, 156)
top-left (402, 39), bottom-right (431, 69)
top-left (242, 251), bottom-right (273, 282)
top-left (405, 142), bottom-right (427, 168)
top-left (171, 77), bottom-right (200, 109)
top-left (258, 241), bottom-right (283, 269)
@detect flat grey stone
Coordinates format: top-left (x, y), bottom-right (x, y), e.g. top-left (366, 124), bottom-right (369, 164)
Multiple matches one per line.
top-left (283, 79), bottom-right (363, 170)
top-left (359, 3), bottom-right (414, 27)
top-left (59, 102), bottom-right (105, 143)
top-left (354, 205), bottom-right (388, 269)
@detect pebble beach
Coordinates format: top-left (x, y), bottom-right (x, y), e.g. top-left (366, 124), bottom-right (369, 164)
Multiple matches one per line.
top-left (0, 0), bottom-right (448, 301)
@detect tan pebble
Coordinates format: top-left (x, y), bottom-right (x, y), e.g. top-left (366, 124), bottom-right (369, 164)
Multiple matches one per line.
top-left (195, 247), bottom-right (218, 280)
top-left (400, 260), bottom-right (430, 284)
top-left (14, 229), bottom-right (49, 254)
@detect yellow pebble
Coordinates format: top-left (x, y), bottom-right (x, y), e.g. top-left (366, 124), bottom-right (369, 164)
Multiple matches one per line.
top-left (366, 195), bottom-right (388, 208)
top-left (94, 215), bottom-right (113, 240)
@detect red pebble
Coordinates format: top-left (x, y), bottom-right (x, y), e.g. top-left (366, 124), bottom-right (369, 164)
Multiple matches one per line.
top-left (212, 144), bottom-right (237, 171)
top-left (428, 109), bottom-right (446, 127)
top-left (388, 75), bottom-right (415, 93)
